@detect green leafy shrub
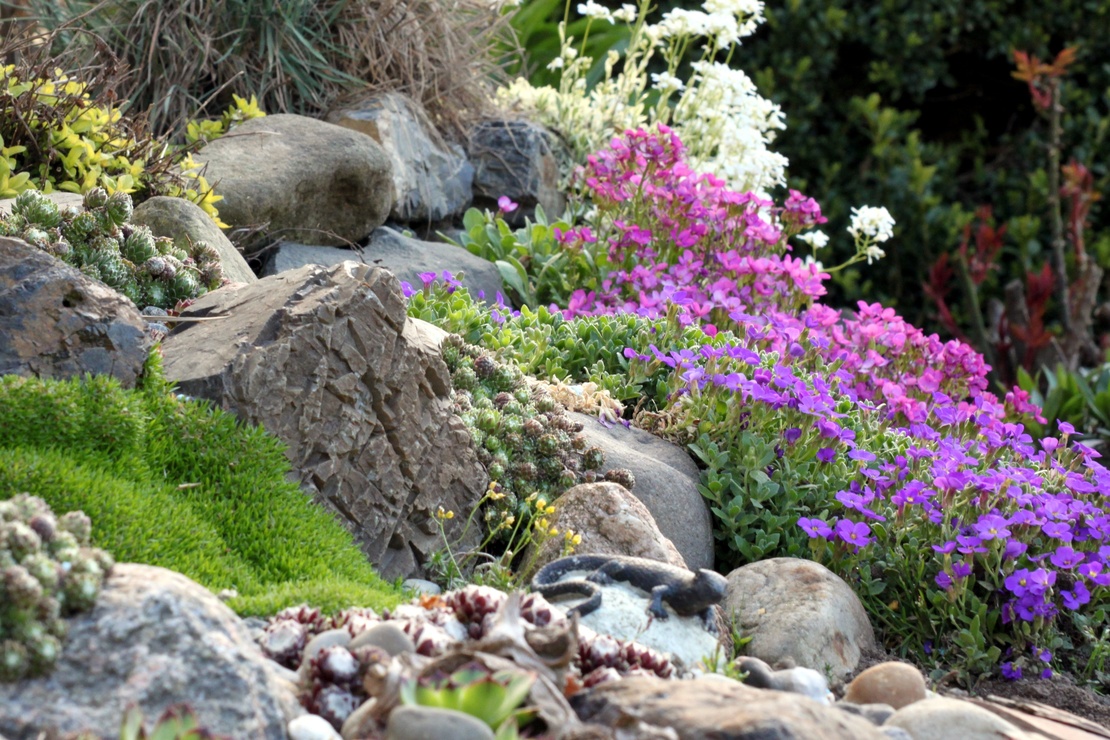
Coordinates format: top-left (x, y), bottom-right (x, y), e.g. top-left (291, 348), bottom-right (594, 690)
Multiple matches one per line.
top-left (407, 279), bottom-right (685, 407)
top-left (0, 188), bottom-right (223, 309)
top-left (446, 204), bottom-right (598, 309)
top-left (0, 366), bottom-right (402, 617)
top-left (0, 494), bottom-right (113, 682)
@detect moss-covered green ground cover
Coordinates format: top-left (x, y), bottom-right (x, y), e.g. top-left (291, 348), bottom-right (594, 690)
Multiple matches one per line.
top-left (0, 361), bottom-right (401, 616)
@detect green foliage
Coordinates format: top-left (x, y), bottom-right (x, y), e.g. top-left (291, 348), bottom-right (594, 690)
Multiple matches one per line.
top-left (407, 280), bottom-right (681, 407)
top-left (447, 205), bottom-right (599, 309)
top-left (505, 0), bottom-right (632, 89)
top-left (1017, 360), bottom-right (1110, 448)
top-left (400, 661), bottom-right (535, 735)
top-left (0, 370), bottom-right (402, 618)
top-left (0, 188), bottom-right (223, 309)
top-left (741, 0), bottom-right (1110, 328)
top-left (0, 51), bottom-right (224, 223)
top-left (0, 494), bottom-right (113, 682)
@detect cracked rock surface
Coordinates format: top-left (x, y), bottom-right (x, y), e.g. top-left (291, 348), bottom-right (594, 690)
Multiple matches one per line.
top-left (161, 261), bottom-right (486, 578)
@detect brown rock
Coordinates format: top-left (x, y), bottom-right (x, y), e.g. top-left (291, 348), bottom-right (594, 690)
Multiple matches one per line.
top-left (724, 558), bottom-right (876, 683)
top-left (160, 261), bottom-right (487, 578)
top-left (571, 675), bottom-right (886, 739)
top-left (0, 237), bottom-right (151, 387)
top-left (534, 481), bottom-right (687, 571)
top-left (844, 661), bottom-right (928, 710)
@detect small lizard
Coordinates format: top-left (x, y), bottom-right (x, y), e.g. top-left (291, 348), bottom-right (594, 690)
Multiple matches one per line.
top-left (530, 554), bottom-right (728, 634)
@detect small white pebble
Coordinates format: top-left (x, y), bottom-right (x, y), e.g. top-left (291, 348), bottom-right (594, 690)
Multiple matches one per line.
top-left (288, 713), bottom-right (342, 740)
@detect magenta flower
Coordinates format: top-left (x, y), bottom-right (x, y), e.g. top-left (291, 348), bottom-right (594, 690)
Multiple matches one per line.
top-left (497, 195), bottom-right (518, 213)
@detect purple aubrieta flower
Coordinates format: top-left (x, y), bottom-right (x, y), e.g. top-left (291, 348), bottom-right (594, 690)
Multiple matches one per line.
top-left (1062, 581), bottom-right (1091, 609)
top-left (1000, 662), bottom-right (1022, 680)
top-left (783, 427), bottom-right (803, 444)
top-left (1049, 545), bottom-right (1085, 570)
top-left (935, 571), bottom-right (954, 590)
top-left (798, 517), bottom-right (833, 538)
top-left (399, 280), bottom-right (416, 298)
top-left (1041, 521), bottom-right (1073, 541)
top-left (834, 518), bottom-right (872, 551)
top-left (497, 195), bottom-right (519, 213)
top-left (973, 513), bottom-right (1011, 541)
top-left (816, 447), bottom-right (837, 464)
top-left (418, 271), bottom-right (437, 287)
top-left (952, 561), bottom-right (972, 579)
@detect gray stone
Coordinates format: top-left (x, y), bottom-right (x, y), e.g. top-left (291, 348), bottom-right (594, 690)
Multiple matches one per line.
top-left (0, 564), bottom-right (301, 740)
top-left (569, 412), bottom-right (713, 571)
top-left (327, 92), bottom-right (474, 224)
top-left (289, 714), bottom-right (343, 740)
top-left (885, 697), bottom-right (1036, 740)
top-left (385, 706), bottom-right (494, 740)
top-left (401, 578), bottom-right (441, 596)
top-left (467, 119), bottom-right (566, 225)
top-left (261, 227), bottom-right (504, 306)
top-left (159, 262), bottom-right (486, 579)
top-left (192, 114), bottom-right (393, 247)
top-left (0, 237), bottom-right (152, 387)
top-left (131, 196), bottom-right (256, 285)
top-left (724, 558), bottom-right (876, 683)
top-left (301, 629), bottom-right (353, 667)
top-left (571, 675), bottom-right (886, 739)
top-left (349, 622), bottom-right (416, 657)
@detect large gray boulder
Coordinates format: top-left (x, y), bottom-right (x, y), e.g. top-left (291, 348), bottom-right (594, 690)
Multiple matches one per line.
top-left (0, 564), bottom-right (301, 740)
top-left (327, 92), bottom-right (474, 224)
top-left (0, 237), bottom-right (151, 387)
top-left (192, 114), bottom-right (393, 247)
top-left (131, 196), bottom-right (256, 285)
top-left (261, 227), bottom-right (504, 306)
top-left (569, 412), bottom-right (713, 571)
top-left (724, 558), bottom-right (876, 683)
top-left (160, 262), bottom-right (487, 578)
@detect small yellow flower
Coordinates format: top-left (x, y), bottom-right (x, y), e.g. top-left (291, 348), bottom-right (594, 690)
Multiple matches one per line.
top-left (548, 526), bottom-right (559, 536)
top-left (436, 507), bottom-right (455, 520)
top-left (536, 498), bottom-right (548, 510)
top-left (544, 504), bottom-right (556, 515)
top-left (536, 517), bottom-right (550, 530)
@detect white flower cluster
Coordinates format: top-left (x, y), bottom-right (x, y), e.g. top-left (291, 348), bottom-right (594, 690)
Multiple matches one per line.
top-left (797, 231), bottom-right (829, 250)
top-left (496, 0), bottom-right (785, 195)
top-left (848, 206), bottom-right (896, 264)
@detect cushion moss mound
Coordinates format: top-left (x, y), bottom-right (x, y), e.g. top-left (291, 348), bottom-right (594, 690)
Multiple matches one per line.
top-left (0, 369), bottom-right (401, 616)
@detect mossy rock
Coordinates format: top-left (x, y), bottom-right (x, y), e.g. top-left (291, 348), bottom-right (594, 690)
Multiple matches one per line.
top-left (0, 366), bottom-right (401, 616)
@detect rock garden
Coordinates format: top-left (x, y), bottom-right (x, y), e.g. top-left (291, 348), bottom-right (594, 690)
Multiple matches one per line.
top-left (1, 0), bottom-right (1110, 738)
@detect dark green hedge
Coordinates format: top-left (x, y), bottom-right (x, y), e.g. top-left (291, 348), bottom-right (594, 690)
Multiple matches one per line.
top-left (741, 0), bottom-right (1110, 332)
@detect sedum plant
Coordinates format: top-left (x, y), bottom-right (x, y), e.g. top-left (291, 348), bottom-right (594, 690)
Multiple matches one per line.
top-left (0, 494), bottom-right (113, 682)
top-left (0, 188), bottom-right (224, 309)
